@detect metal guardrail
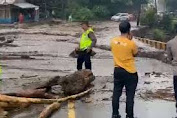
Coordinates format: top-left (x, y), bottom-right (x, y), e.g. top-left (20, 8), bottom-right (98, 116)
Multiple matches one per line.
top-left (135, 37), bottom-right (167, 50)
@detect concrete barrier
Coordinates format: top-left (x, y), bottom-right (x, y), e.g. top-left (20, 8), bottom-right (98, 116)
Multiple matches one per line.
top-left (135, 37), bottom-right (167, 50)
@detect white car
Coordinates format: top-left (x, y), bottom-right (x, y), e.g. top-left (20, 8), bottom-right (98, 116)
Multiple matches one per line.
top-left (111, 13), bottom-right (130, 22)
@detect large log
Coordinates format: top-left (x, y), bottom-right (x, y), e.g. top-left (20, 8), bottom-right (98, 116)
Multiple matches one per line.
top-left (3, 70), bottom-right (95, 98)
top-left (0, 88), bottom-right (92, 104)
top-left (0, 108), bottom-right (8, 118)
top-left (0, 102), bottom-right (30, 109)
top-left (38, 102), bottom-right (61, 118)
top-left (37, 69), bottom-right (95, 95)
top-left (4, 89), bottom-right (56, 99)
top-left (69, 50), bottom-right (96, 58)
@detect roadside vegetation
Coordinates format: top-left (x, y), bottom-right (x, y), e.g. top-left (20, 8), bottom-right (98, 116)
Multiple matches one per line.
top-left (139, 0), bottom-right (177, 42)
top-left (26, 0), bottom-right (147, 21)
top-left (26, 0), bottom-right (177, 42)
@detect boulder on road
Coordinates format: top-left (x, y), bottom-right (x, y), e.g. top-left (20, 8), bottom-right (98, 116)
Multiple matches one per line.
top-left (60, 69), bottom-right (95, 95)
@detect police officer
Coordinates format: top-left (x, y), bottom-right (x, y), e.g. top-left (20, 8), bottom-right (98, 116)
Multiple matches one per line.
top-left (76, 21), bottom-right (97, 70)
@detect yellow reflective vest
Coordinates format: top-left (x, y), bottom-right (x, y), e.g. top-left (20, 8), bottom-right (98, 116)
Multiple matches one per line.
top-left (80, 28), bottom-right (93, 51)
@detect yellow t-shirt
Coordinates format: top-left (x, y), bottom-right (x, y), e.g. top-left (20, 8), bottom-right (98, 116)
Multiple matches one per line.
top-left (110, 36), bottom-right (138, 73)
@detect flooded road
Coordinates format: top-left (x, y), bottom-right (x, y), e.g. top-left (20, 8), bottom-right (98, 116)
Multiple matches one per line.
top-left (50, 100), bottom-right (176, 118)
top-left (0, 21), bottom-right (175, 118)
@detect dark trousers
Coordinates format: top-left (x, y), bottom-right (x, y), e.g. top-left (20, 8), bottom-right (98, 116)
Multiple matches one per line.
top-left (77, 51), bottom-right (91, 70)
top-left (112, 67), bottom-right (138, 118)
top-left (174, 76), bottom-right (177, 108)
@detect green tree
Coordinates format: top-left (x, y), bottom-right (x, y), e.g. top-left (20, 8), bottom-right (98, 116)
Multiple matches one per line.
top-left (27, 0), bottom-right (149, 20)
top-left (166, 0), bottom-right (177, 11)
top-left (140, 7), bottom-right (157, 27)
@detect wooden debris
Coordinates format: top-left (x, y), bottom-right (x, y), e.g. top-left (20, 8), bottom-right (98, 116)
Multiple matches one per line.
top-left (36, 70), bottom-right (94, 95)
top-left (3, 70), bottom-right (94, 98)
top-left (0, 102), bottom-right (30, 110)
top-left (4, 88), bottom-right (55, 99)
top-left (60, 70), bottom-right (95, 95)
top-left (0, 88), bottom-right (92, 104)
top-left (0, 70), bottom-right (94, 117)
top-left (0, 108), bottom-right (8, 118)
top-left (38, 102), bottom-right (61, 118)
top-left (69, 50), bottom-right (96, 58)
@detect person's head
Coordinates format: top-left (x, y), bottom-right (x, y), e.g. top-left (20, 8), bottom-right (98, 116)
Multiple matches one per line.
top-left (119, 21), bottom-right (131, 34)
top-left (81, 21), bottom-right (89, 31)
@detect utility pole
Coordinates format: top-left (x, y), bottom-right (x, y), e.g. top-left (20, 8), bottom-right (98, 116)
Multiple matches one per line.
top-left (137, 1), bottom-right (142, 26)
top-left (61, 0), bottom-right (67, 19)
top-left (5, 0), bottom-right (7, 19)
top-left (45, 0), bottom-right (47, 18)
top-left (155, 0), bottom-right (158, 13)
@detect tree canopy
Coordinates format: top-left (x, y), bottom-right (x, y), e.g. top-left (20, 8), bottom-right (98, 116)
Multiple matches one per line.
top-left (166, 0), bottom-right (177, 11)
top-left (26, 0), bottom-right (150, 20)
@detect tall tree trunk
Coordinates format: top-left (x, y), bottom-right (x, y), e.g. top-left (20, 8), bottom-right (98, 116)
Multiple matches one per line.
top-left (137, 4), bottom-right (141, 26)
top-left (155, 0), bottom-right (158, 13)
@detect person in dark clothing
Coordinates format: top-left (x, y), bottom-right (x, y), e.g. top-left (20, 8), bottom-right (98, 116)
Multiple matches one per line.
top-left (76, 21), bottom-right (97, 70)
top-left (167, 37), bottom-right (177, 117)
top-left (110, 21), bottom-right (138, 118)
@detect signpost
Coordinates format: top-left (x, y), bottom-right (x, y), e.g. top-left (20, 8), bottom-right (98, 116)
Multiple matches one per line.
top-left (5, 0), bottom-right (7, 19)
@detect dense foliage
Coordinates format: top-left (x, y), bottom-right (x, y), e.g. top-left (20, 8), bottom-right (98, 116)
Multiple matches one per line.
top-left (140, 7), bottom-right (157, 27)
top-left (166, 0), bottom-right (177, 11)
top-left (26, 0), bottom-right (148, 20)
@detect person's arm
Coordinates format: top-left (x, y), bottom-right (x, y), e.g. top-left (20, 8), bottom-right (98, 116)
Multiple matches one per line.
top-left (132, 41), bottom-right (138, 57)
top-left (88, 32), bottom-right (97, 48)
top-left (166, 43), bottom-right (173, 61)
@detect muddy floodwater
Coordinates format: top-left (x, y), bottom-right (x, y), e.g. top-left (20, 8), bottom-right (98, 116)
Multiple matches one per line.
top-left (0, 21), bottom-right (176, 118)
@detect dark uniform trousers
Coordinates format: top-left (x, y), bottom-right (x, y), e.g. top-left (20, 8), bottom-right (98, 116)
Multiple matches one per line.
top-left (77, 50), bottom-right (91, 70)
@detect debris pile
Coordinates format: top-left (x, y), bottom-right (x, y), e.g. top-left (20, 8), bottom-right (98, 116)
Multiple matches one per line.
top-left (0, 70), bottom-right (95, 118)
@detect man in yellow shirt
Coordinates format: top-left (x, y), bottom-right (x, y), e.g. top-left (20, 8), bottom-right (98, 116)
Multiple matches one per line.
top-left (111, 21), bottom-right (138, 118)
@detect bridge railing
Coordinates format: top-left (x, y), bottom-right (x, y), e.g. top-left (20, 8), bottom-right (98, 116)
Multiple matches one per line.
top-left (135, 37), bottom-right (167, 50)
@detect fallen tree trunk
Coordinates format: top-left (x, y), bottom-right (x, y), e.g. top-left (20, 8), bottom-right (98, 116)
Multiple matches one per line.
top-left (0, 102), bottom-right (30, 110)
top-left (69, 50), bottom-right (96, 58)
top-left (0, 69), bottom-right (94, 116)
top-left (3, 70), bottom-right (95, 99)
top-left (0, 108), bottom-right (8, 118)
top-left (38, 102), bottom-right (61, 118)
top-left (35, 69), bottom-right (95, 95)
top-left (0, 88), bottom-right (92, 104)
top-left (4, 89), bottom-right (56, 99)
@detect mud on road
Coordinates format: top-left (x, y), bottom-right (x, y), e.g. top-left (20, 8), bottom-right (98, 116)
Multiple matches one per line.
top-left (0, 21), bottom-right (176, 118)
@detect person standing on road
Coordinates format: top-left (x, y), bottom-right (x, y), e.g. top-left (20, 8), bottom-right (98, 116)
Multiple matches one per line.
top-left (167, 37), bottom-right (177, 117)
top-left (110, 21), bottom-right (138, 118)
top-left (18, 13), bottom-right (24, 24)
top-left (76, 21), bottom-right (97, 70)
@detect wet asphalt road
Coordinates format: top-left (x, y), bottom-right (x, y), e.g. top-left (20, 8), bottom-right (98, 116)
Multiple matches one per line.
top-left (51, 100), bottom-right (176, 118)
top-left (0, 22), bottom-right (176, 118)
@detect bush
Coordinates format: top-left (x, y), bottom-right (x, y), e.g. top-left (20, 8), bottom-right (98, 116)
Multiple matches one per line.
top-left (171, 19), bottom-right (177, 33)
top-left (160, 14), bottom-right (173, 31)
top-left (92, 5), bottom-right (110, 18)
top-left (72, 7), bottom-right (94, 21)
top-left (153, 29), bottom-right (165, 41)
top-left (140, 8), bottom-right (157, 27)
